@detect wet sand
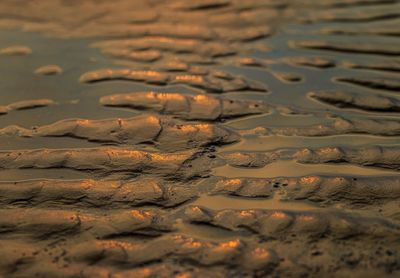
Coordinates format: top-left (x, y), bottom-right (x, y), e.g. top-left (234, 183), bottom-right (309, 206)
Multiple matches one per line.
top-left (0, 0), bottom-right (399, 277)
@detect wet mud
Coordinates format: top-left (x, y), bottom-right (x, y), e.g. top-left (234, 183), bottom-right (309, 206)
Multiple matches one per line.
top-left (0, 0), bottom-right (399, 277)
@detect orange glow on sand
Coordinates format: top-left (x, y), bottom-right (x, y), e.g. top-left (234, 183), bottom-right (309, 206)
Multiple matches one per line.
top-left (300, 176), bottom-right (319, 184)
top-left (271, 212), bottom-right (288, 219)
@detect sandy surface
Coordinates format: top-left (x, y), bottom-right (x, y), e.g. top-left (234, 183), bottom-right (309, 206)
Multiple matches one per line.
top-left (0, 0), bottom-right (399, 277)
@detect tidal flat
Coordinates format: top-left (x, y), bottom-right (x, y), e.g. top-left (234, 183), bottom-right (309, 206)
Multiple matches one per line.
top-left (0, 0), bottom-right (399, 277)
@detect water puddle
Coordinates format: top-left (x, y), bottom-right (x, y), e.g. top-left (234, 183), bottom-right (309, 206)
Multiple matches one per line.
top-left (221, 135), bottom-right (400, 152)
top-left (0, 168), bottom-right (90, 181)
top-left (174, 219), bottom-right (243, 241)
top-left (214, 160), bottom-right (399, 178)
top-left (191, 193), bottom-right (318, 211)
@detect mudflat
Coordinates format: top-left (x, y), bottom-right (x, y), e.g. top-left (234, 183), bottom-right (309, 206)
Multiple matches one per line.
top-left (0, 0), bottom-right (399, 277)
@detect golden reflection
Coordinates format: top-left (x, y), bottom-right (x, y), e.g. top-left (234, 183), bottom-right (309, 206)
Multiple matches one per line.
top-left (192, 95), bottom-right (218, 104)
top-left (192, 95), bottom-right (209, 101)
top-left (115, 149), bottom-right (146, 159)
top-left (251, 247), bottom-right (271, 259)
top-left (193, 95), bottom-right (220, 106)
top-left (300, 176), bottom-right (319, 184)
top-left (175, 124), bottom-right (197, 133)
top-left (318, 147), bottom-right (340, 154)
top-left (136, 268), bottom-right (152, 276)
top-left (77, 119), bottom-right (90, 125)
top-left (155, 92), bottom-right (186, 101)
top-left (175, 123), bottom-right (212, 134)
top-left (189, 206), bottom-right (204, 214)
top-left (225, 179), bottom-right (242, 186)
top-left (118, 69), bottom-right (131, 75)
top-left (152, 36), bottom-right (196, 46)
top-left (173, 234), bottom-right (185, 241)
top-left (175, 75), bottom-right (203, 82)
top-left (134, 70), bottom-right (160, 76)
top-left (145, 115), bottom-right (160, 125)
top-left (183, 239), bottom-right (203, 249)
top-left (239, 210), bottom-right (254, 217)
top-left (175, 273), bottom-right (191, 278)
top-left (271, 212), bottom-right (287, 219)
top-left (151, 152), bottom-right (188, 162)
top-left (98, 240), bottom-right (138, 250)
top-left (299, 215), bottom-right (315, 222)
top-left (218, 239), bottom-right (241, 249)
top-left (130, 210), bottom-right (153, 221)
top-left (240, 58), bottom-right (256, 64)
